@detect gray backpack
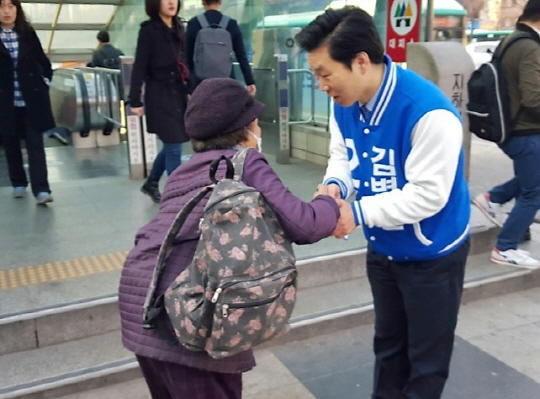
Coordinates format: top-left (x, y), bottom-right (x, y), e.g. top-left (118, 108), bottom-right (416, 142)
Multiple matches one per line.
top-left (143, 148), bottom-right (297, 359)
top-left (193, 14), bottom-right (234, 79)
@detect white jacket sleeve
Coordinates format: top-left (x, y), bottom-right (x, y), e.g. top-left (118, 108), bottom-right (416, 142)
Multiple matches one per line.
top-left (357, 109), bottom-right (464, 228)
top-left (323, 104), bottom-right (355, 199)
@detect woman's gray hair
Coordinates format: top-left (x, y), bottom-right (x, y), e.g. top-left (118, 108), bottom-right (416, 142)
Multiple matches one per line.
top-left (191, 128), bottom-right (249, 153)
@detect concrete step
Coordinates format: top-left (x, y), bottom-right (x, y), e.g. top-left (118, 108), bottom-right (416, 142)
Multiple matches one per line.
top-left (0, 222), bottom-right (498, 358)
top-left (1, 248), bottom-right (540, 399)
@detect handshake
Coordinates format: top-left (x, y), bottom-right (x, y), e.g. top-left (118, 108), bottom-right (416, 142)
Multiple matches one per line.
top-left (314, 184), bottom-right (356, 239)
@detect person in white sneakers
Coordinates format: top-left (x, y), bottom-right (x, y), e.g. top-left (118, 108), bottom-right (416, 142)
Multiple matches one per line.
top-left (472, 0), bottom-right (540, 269)
top-left (474, 191), bottom-right (540, 269)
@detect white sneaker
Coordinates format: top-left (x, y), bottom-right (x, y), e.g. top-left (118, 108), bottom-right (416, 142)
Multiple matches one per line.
top-left (36, 192), bottom-right (54, 205)
top-left (491, 248), bottom-right (540, 269)
top-left (473, 193), bottom-right (503, 227)
top-left (12, 186), bottom-right (27, 198)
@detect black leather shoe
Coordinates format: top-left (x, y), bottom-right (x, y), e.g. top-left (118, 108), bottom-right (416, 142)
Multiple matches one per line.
top-left (141, 179), bottom-right (161, 203)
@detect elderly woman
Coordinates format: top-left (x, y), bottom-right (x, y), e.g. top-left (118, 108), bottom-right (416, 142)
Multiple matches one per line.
top-left (118, 78), bottom-right (340, 399)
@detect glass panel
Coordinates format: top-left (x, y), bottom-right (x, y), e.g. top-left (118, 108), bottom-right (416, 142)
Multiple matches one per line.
top-left (22, 3), bottom-right (58, 25)
top-left (35, 30), bottom-right (51, 48)
top-left (57, 4), bottom-right (116, 24)
top-left (107, 0), bottom-right (148, 56)
top-left (50, 30), bottom-right (98, 49)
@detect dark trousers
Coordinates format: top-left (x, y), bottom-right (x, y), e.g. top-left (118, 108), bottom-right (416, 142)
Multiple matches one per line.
top-left (3, 107), bottom-right (50, 196)
top-left (136, 355), bottom-right (242, 399)
top-left (367, 239), bottom-right (469, 399)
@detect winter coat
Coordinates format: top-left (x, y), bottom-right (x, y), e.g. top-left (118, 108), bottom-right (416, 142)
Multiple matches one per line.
top-left (118, 148), bottom-right (339, 373)
top-left (129, 18), bottom-right (189, 144)
top-left (501, 23), bottom-right (540, 136)
top-left (0, 28), bottom-right (55, 139)
top-left (89, 43), bottom-right (124, 69)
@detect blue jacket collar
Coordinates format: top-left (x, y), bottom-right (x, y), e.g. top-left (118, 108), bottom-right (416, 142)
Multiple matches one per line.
top-left (358, 54), bottom-right (396, 126)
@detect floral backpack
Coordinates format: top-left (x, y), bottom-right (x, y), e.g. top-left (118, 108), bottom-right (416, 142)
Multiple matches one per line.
top-left (142, 148), bottom-right (297, 359)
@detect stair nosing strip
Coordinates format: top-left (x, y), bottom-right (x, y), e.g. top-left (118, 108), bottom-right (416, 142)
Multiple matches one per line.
top-left (296, 248), bottom-right (366, 265)
top-left (0, 358), bottom-right (138, 399)
top-left (0, 294), bottom-right (118, 325)
top-left (0, 267), bottom-right (532, 326)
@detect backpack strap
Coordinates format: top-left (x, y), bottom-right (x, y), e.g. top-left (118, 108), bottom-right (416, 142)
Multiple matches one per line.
top-left (493, 32), bottom-right (533, 61)
top-left (142, 154), bottom-right (240, 328)
top-left (142, 184), bottom-right (213, 329)
top-left (218, 15), bottom-right (230, 29)
top-left (231, 147), bottom-right (249, 181)
top-left (197, 13), bottom-right (210, 29)
top-left (493, 32), bottom-right (534, 129)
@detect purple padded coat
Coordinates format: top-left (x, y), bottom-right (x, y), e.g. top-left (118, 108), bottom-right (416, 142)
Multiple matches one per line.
top-left (118, 148), bottom-right (339, 374)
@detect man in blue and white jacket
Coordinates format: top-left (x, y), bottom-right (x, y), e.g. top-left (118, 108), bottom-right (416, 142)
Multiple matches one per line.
top-left (297, 7), bottom-right (470, 399)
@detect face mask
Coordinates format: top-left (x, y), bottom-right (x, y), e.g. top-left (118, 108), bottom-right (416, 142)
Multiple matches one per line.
top-left (247, 129), bottom-right (262, 153)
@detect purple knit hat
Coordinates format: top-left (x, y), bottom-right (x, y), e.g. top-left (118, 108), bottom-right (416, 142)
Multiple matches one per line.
top-left (185, 78), bottom-right (265, 140)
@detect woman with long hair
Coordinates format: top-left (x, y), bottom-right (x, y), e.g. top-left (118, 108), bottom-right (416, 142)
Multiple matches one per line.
top-left (0, 0), bottom-right (54, 204)
top-left (129, 0), bottom-right (190, 203)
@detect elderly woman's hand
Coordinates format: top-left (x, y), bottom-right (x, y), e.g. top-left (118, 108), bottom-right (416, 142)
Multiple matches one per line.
top-left (313, 183), bottom-right (341, 199)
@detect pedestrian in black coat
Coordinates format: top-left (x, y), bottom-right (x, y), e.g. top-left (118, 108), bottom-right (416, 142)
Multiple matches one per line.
top-left (129, 0), bottom-right (190, 203)
top-left (0, 0), bottom-right (54, 204)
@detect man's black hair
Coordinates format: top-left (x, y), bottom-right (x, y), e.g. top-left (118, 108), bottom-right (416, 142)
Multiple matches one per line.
top-left (97, 30), bottom-right (109, 43)
top-left (519, 0), bottom-right (540, 22)
top-left (296, 6), bottom-right (385, 69)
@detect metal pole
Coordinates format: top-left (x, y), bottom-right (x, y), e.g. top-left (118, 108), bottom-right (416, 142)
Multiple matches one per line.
top-left (426, 0), bottom-right (435, 42)
top-left (276, 54), bottom-right (290, 164)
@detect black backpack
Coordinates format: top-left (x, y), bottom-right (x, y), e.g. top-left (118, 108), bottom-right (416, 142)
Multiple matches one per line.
top-left (466, 33), bottom-right (531, 143)
top-left (102, 56), bottom-right (121, 70)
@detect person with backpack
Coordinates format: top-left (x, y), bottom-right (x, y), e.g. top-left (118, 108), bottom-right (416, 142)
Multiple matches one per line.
top-left (118, 78), bottom-right (339, 399)
top-left (88, 30), bottom-right (124, 69)
top-left (296, 7), bottom-right (470, 398)
top-left (472, 0), bottom-right (540, 269)
top-left (185, 0), bottom-right (256, 95)
top-left (129, 0), bottom-right (190, 203)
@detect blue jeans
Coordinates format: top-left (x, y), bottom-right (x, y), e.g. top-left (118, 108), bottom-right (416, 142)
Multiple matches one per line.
top-left (148, 142), bottom-right (182, 182)
top-left (490, 135), bottom-right (540, 251)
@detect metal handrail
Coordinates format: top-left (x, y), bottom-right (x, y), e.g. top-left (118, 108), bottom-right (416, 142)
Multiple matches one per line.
top-left (287, 68), bottom-right (315, 125)
top-left (77, 67), bottom-right (125, 128)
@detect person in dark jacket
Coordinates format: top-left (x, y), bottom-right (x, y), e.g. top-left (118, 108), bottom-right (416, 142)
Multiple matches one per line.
top-left (473, 0), bottom-right (540, 268)
top-left (88, 30), bottom-right (124, 69)
top-left (129, 0), bottom-right (190, 203)
top-left (0, 0), bottom-right (54, 204)
top-left (118, 78), bottom-right (339, 399)
top-left (185, 0), bottom-right (256, 95)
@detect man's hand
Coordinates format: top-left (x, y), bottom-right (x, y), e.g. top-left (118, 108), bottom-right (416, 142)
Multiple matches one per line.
top-left (333, 199), bottom-right (356, 239)
top-left (313, 183), bottom-right (341, 199)
top-left (131, 106), bottom-right (144, 117)
top-left (247, 84), bottom-right (257, 97)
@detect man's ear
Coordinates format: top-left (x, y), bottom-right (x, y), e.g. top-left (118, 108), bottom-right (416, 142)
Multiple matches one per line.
top-left (353, 52), bottom-right (370, 73)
